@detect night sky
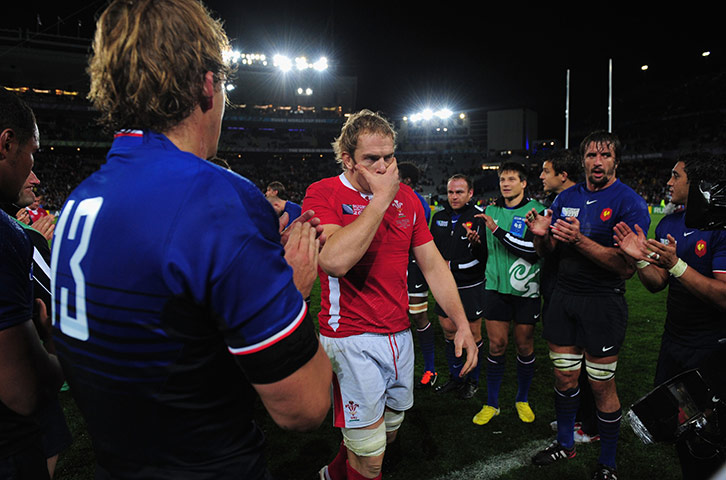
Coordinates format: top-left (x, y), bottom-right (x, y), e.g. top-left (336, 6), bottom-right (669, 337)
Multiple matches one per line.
top-left (4, 2), bottom-right (722, 139)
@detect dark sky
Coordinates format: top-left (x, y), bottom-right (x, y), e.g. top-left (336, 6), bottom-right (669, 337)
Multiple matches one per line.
top-left (4, 2), bottom-right (722, 139)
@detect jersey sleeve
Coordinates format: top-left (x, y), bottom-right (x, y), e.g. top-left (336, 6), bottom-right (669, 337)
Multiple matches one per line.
top-left (164, 172), bottom-right (317, 384)
top-left (712, 231), bottom-right (726, 274)
top-left (302, 180), bottom-right (342, 227)
top-left (620, 191), bottom-right (651, 235)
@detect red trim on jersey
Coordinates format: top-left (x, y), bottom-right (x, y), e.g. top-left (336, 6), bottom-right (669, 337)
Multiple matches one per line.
top-left (388, 334), bottom-right (400, 380)
top-left (227, 300), bottom-right (308, 355)
top-left (114, 130), bottom-right (144, 138)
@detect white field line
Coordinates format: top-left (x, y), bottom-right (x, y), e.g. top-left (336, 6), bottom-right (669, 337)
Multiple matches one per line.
top-left (430, 439), bottom-right (550, 480)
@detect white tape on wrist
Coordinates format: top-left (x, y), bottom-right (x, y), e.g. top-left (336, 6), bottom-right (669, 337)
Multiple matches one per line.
top-left (669, 258), bottom-right (688, 278)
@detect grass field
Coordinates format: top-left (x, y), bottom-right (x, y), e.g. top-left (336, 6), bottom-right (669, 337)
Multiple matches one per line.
top-left (53, 213), bottom-right (684, 479)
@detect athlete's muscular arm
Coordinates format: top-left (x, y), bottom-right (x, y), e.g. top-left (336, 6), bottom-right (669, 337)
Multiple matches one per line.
top-left (318, 162), bottom-right (400, 278)
top-left (613, 221), bottom-right (669, 292)
top-left (0, 318), bottom-right (63, 416)
top-left (413, 240), bottom-right (478, 376)
top-left (553, 216), bottom-right (636, 279)
top-left (646, 233), bottom-right (726, 311)
top-left (253, 342), bottom-right (332, 431)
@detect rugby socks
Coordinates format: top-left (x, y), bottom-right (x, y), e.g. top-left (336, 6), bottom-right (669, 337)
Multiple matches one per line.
top-left (596, 408), bottom-right (621, 469)
top-left (326, 442), bottom-right (348, 480)
top-left (467, 340), bottom-right (485, 384)
top-left (444, 338), bottom-right (463, 380)
top-left (416, 322), bottom-right (436, 374)
top-left (486, 354), bottom-right (506, 409)
top-left (554, 386), bottom-right (580, 449)
top-left (515, 353), bottom-right (536, 403)
top-left (346, 460), bottom-right (382, 480)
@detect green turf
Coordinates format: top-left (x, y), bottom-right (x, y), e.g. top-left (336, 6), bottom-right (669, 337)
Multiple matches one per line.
top-left (54, 212), bottom-right (683, 479)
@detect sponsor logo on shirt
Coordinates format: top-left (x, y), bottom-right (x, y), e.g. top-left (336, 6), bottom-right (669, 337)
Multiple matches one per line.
top-left (562, 207), bottom-right (580, 218)
top-left (600, 208), bottom-right (613, 222)
top-left (436, 220), bottom-right (449, 227)
top-left (342, 204), bottom-right (367, 216)
top-left (696, 239), bottom-right (707, 257)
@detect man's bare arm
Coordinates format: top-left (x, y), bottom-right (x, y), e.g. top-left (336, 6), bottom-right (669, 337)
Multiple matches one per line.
top-left (253, 342), bottom-right (332, 431)
top-left (553, 216), bottom-right (635, 279)
top-left (0, 319), bottom-right (63, 416)
top-left (318, 162), bottom-right (400, 277)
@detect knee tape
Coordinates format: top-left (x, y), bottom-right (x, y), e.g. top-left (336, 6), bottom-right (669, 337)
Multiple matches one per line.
top-left (549, 350), bottom-right (583, 372)
top-left (409, 301), bottom-right (428, 315)
top-left (342, 422), bottom-right (386, 457)
top-left (585, 358), bottom-right (617, 381)
top-left (384, 410), bottom-right (405, 433)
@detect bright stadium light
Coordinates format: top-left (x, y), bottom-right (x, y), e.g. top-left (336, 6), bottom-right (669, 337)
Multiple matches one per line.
top-left (435, 108), bottom-right (452, 119)
top-left (421, 108), bottom-right (434, 121)
top-left (702, 51), bottom-right (711, 57)
top-left (295, 56), bottom-right (309, 71)
top-left (641, 64), bottom-right (649, 71)
top-left (273, 54), bottom-right (293, 72)
top-left (313, 57), bottom-right (328, 71)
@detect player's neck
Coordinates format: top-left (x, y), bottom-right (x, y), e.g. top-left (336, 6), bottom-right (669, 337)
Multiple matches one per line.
top-left (586, 176), bottom-right (617, 192)
top-left (504, 193), bottom-right (524, 208)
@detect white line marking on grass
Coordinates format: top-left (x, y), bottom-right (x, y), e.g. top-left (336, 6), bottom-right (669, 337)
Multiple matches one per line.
top-left (431, 439), bottom-right (550, 480)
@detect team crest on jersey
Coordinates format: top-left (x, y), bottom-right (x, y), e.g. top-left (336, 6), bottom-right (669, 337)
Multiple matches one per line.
top-left (342, 204), bottom-right (366, 216)
top-left (600, 208), bottom-right (613, 222)
top-left (562, 207), bottom-right (580, 218)
top-left (696, 239), bottom-right (707, 257)
top-left (463, 221), bottom-right (473, 230)
top-left (345, 400), bottom-right (360, 421)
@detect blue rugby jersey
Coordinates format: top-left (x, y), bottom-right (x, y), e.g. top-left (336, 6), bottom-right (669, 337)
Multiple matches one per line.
top-left (549, 179), bottom-right (650, 295)
top-left (51, 131), bottom-right (316, 478)
top-left (655, 210), bottom-right (726, 346)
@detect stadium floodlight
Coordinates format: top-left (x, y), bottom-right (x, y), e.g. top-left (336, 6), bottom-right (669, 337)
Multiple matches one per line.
top-left (421, 108), bottom-right (434, 121)
top-left (313, 57), bottom-right (328, 71)
top-left (295, 56), bottom-right (309, 71)
top-left (702, 51), bottom-right (711, 57)
top-left (435, 108), bottom-right (452, 119)
top-left (641, 64), bottom-right (648, 71)
top-left (223, 49), bottom-right (241, 64)
top-left (273, 54), bottom-right (293, 72)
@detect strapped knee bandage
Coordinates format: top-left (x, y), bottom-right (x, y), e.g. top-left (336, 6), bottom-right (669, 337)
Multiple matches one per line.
top-left (585, 358), bottom-right (617, 382)
top-left (342, 422), bottom-right (386, 457)
top-left (384, 410), bottom-right (405, 433)
top-left (408, 301), bottom-right (428, 315)
top-left (549, 350), bottom-right (583, 372)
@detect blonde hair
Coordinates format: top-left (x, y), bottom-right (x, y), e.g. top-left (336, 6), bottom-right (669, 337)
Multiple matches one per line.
top-left (332, 109), bottom-right (397, 170)
top-left (88, 0), bottom-right (232, 132)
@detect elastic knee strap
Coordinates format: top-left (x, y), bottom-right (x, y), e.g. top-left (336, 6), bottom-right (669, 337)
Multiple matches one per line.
top-left (384, 410), bottom-right (405, 433)
top-left (409, 301), bottom-right (428, 315)
top-left (549, 350), bottom-right (583, 372)
top-left (342, 423), bottom-right (386, 457)
top-left (585, 358), bottom-right (617, 381)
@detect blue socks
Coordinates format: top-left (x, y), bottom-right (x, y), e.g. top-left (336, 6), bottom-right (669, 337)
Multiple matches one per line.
top-left (486, 354), bottom-right (506, 408)
top-left (597, 408), bottom-right (621, 469)
top-left (515, 353), bottom-right (536, 403)
top-left (444, 338), bottom-right (463, 381)
top-left (555, 386), bottom-right (580, 449)
top-left (416, 322), bottom-right (436, 373)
